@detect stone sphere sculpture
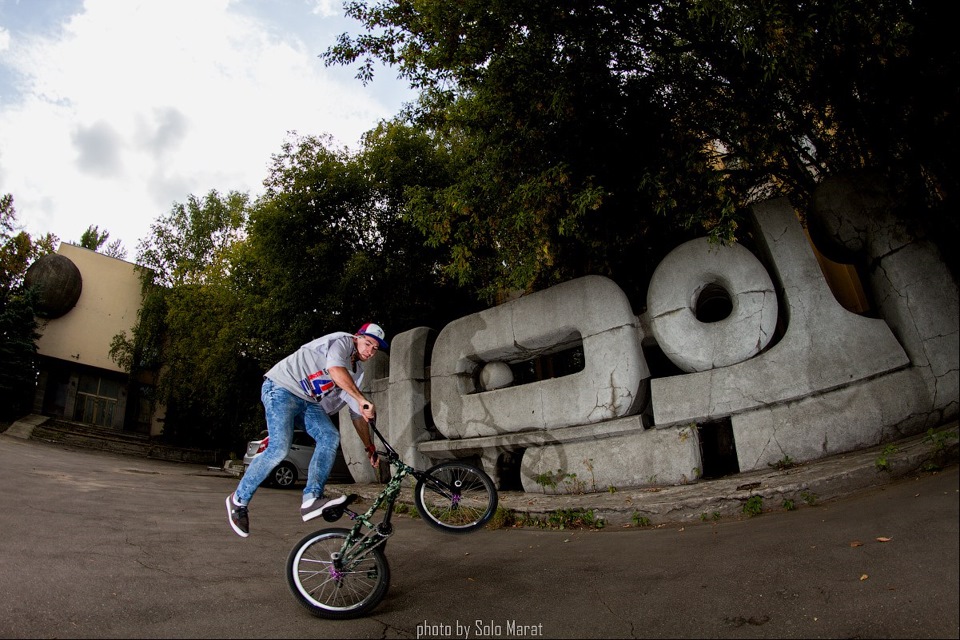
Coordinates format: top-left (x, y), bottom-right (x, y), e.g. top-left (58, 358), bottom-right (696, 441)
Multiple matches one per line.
top-left (479, 361), bottom-right (514, 391)
top-left (23, 254), bottom-right (83, 318)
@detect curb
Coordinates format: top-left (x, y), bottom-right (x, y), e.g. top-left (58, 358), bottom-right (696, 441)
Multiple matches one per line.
top-left (329, 422), bottom-right (959, 529)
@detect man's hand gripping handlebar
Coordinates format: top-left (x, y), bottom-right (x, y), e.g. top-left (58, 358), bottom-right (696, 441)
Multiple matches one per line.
top-left (363, 404), bottom-right (379, 468)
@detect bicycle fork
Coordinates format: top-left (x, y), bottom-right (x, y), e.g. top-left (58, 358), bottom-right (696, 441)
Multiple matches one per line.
top-left (331, 523), bottom-right (391, 573)
top-left (328, 466), bottom-right (410, 579)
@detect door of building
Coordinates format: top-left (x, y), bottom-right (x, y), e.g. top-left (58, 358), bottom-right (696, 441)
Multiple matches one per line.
top-left (74, 374), bottom-right (121, 428)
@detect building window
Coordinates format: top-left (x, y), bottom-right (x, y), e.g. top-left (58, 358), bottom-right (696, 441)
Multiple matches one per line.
top-left (74, 374), bottom-right (121, 428)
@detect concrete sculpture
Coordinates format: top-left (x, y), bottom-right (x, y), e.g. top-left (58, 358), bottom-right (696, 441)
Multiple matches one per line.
top-left (345, 174), bottom-right (958, 493)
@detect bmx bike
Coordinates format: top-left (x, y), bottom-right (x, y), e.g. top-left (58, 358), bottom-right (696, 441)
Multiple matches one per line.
top-left (286, 418), bottom-right (498, 619)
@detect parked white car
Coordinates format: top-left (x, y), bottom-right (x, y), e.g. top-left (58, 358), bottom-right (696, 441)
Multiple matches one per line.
top-left (242, 429), bottom-right (315, 489)
top-left (242, 428), bottom-right (352, 488)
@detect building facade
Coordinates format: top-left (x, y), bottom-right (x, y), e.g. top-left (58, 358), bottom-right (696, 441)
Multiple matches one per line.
top-left (29, 243), bottom-right (160, 435)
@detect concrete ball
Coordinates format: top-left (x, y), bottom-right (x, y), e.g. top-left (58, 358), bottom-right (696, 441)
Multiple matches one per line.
top-left (479, 361), bottom-right (514, 391)
top-left (24, 254), bottom-right (83, 318)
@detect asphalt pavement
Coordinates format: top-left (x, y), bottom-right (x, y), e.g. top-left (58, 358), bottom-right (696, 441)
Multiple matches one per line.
top-left (0, 425), bottom-right (957, 639)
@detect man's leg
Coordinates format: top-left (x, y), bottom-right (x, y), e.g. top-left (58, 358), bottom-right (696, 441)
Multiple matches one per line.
top-left (300, 406), bottom-right (341, 520)
top-left (227, 379), bottom-right (300, 536)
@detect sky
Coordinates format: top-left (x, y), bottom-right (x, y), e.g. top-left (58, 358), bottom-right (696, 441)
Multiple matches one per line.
top-left (0, 0), bottom-right (415, 258)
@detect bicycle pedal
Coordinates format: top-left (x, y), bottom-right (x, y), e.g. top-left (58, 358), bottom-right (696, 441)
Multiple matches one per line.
top-left (322, 509), bottom-right (343, 523)
top-left (321, 494), bottom-right (360, 522)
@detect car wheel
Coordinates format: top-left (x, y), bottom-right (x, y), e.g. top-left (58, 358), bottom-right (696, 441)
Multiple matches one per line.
top-left (271, 462), bottom-right (298, 489)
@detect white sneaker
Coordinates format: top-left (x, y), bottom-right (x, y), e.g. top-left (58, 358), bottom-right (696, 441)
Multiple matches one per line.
top-left (226, 493), bottom-right (249, 537)
top-left (300, 494), bottom-right (348, 522)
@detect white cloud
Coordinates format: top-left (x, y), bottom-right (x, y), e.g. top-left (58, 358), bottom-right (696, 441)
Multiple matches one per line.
top-left (309, 0), bottom-right (342, 19)
top-left (72, 119), bottom-right (125, 177)
top-left (0, 0), bottom-right (414, 253)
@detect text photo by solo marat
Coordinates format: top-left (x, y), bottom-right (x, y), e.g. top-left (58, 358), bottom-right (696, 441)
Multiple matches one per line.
top-left (416, 619), bottom-right (546, 639)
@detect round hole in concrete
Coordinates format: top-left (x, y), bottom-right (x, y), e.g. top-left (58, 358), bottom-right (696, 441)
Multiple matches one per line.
top-left (695, 283), bottom-right (733, 323)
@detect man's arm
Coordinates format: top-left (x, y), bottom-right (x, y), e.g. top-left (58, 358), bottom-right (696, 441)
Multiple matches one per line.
top-left (352, 416), bottom-right (379, 468)
top-left (327, 365), bottom-right (375, 420)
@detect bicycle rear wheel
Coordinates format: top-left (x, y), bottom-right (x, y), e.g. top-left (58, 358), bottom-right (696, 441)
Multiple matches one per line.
top-left (414, 461), bottom-right (498, 533)
top-left (286, 528), bottom-right (390, 619)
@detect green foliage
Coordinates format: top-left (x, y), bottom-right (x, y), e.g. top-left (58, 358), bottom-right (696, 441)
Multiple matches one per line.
top-left (78, 225), bottom-right (109, 251)
top-left (534, 468), bottom-right (585, 494)
top-left (0, 286), bottom-right (40, 420)
top-left (632, 513), bottom-right (652, 527)
top-left (78, 225), bottom-right (126, 259)
top-left (529, 508), bottom-right (605, 530)
top-left (83, 1), bottom-right (957, 452)
top-left (549, 508), bottom-right (604, 530)
top-left (487, 505), bottom-right (517, 529)
top-left (246, 132), bottom-right (479, 356)
top-left (327, 2), bottom-right (699, 302)
top-left (324, 0), bottom-right (958, 300)
top-left (919, 428), bottom-right (958, 472)
top-left (130, 190), bottom-right (261, 448)
top-left (922, 427), bottom-right (958, 453)
top-left (768, 455), bottom-right (796, 471)
top-left (122, 134), bottom-right (483, 450)
top-left (0, 194), bottom-right (56, 421)
top-left (743, 495), bottom-right (763, 517)
top-left (875, 444), bottom-right (899, 471)
top-left (1, 194), bottom-right (58, 292)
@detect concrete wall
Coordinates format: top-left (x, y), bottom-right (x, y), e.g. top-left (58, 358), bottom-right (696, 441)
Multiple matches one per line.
top-left (36, 244), bottom-right (142, 373)
top-left (345, 174), bottom-right (958, 493)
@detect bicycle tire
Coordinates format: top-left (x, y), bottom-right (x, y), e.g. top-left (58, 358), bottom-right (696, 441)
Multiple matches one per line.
top-left (414, 461), bottom-right (498, 533)
top-left (286, 528), bottom-right (390, 619)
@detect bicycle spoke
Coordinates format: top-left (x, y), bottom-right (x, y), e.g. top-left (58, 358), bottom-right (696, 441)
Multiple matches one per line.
top-left (415, 462), bottom-right (498, 533)
top-left (287, 529), bottom-right (390, 618)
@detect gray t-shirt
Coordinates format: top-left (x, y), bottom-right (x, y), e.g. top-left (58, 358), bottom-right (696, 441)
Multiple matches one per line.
top-left (264, 332), bottom-right (364, 416)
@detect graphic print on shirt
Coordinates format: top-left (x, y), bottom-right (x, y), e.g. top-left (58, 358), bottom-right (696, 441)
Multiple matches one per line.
top-left (300, 370), bottom-right (336, 399)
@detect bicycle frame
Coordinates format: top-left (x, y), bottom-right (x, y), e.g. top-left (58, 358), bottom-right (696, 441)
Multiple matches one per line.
top-left (327, 421), bottom-right (448, 570)
top-left (287, 420), bottom-right (497, 619)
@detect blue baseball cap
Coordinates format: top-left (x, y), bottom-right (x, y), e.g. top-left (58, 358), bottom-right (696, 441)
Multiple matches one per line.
top-left (356, 322), bottom-right (389, 350)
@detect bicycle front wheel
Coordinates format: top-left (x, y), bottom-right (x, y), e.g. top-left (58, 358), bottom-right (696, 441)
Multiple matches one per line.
top-left (414, 461), bottom-right (498, 533)
top-left (286, 528), bottom-right (390, 619)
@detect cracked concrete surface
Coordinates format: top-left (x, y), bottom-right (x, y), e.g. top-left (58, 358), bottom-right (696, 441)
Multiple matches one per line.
top-left (341, 174), bottom-right (956, 493)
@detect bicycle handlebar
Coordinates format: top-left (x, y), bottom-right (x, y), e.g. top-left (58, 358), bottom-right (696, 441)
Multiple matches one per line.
top-left (363, 404), bottom-right (399, 460)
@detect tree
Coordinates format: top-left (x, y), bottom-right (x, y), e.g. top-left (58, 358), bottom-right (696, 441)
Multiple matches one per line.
top-left (355, 121), bottom-right (486, 327)
top-left (659, 0), bottom-right (957, 249)
top-left (245, 131), bottom-right (480, 351)
top-left (128, 190), bottom-right (261, 448)
top-left (323, 1), bottom-right (734, 302)
top-left (120, 133), bottom-right (482, 451)
top-left (323, 0), bottom-right (958, 300)
top-left (79, 225), bottom-right (128, 259)
top-left (0, 194), bottom-right (58, 421)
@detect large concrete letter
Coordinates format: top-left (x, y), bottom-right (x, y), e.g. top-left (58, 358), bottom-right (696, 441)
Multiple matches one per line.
top-left (650, 198), bottom-right (909, 427)
top-left (809, 173), bottom-right (959, 422)
top-left (430, 275), bottom-right (648, 438)
top-left (646, 238), bottom-right (778, 372)
top-left (387, 327), bottom-right (436, 471)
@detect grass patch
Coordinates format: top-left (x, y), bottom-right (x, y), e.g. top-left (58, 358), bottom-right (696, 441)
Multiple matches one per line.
top-left (742, 495), bottom-right (763, 517)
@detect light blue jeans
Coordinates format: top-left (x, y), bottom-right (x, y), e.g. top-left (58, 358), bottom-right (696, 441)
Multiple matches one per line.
top-left (235, 378), bottom-right (340, 505)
